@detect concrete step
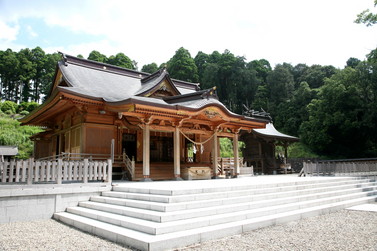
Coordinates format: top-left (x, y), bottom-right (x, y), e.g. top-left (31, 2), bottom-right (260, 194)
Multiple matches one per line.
top-left (53, 177), bottom-right (377, 251)
top-left (54, 195), bottom-right (377, 251)
top-left (95, 181), bottom-right (377, 213)
top-left (111, 177), bottom-right (360, 196)
top-left (68, 189), bottom-right (377, 235)
top-left (107, 178), bottom-right (374, 203)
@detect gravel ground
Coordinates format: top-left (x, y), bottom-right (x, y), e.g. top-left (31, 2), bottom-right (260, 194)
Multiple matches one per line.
top-left (0, 209), bottom-right (376, 251)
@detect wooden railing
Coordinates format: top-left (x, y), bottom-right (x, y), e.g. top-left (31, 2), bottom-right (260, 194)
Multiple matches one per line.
top-left (0, 158), bottom-right (112, 184)
top-left (122, 152), bottom-right (135, 180)
top-left (217, 157), bottom-right (244, 175)
top-left (38, 153), bottom-right (118, 161)
top-left (300, 158), bottom-right (377, 177)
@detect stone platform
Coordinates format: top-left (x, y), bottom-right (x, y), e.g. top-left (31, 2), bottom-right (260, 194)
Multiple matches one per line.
top-left (54, 175), bottom-right (377, 251)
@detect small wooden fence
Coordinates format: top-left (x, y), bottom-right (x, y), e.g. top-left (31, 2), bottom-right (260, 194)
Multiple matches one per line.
top-left (300, 158), bottom-right (377, 177)
top-left (0, 158), bottom-right (112, 185)
top-left (217, 157), bottom-right (252, 176)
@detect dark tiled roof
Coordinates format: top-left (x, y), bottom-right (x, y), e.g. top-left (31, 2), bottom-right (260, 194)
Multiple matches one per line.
top-left (58, 54), bottom-right (197, 103)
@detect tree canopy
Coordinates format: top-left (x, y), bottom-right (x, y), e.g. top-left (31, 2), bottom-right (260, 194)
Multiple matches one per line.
top-left (355, 0), bottom-right (377, 26)
top-left (1, 40), bottom-right (377, 159)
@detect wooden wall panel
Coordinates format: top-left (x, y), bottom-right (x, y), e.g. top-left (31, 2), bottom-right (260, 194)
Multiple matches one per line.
top-left (84, 125), bottom-right (116, 154)
top-left (34, 140), bottom-right (51, 159)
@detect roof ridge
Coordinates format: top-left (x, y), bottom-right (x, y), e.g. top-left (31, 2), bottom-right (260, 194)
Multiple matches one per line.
top-left (141, 68), bottom-right (167, 84)
top-left (60, 52), bottom-right (149, 79)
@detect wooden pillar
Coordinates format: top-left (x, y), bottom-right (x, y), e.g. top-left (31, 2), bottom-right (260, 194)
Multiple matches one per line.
top-left (233, 133), bottom-right (239, 177)
top-left (212, 131), bottom-right (218, 178)
top-left (284, 142), bottom-right (288, 164)
top-left (142, 124), bottom-right (152, 181)
top-left (173, 127), bottom-right (183, 180)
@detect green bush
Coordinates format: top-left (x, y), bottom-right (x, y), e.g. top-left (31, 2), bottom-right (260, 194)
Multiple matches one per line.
top-left (19, 110), bottom-right (29, 116)
top-left (18, 101), bottom-right (39, 113)
top-left (0, 114), bottom-right (43, 159)
top-left (1, 101), bottom-right (17, 114)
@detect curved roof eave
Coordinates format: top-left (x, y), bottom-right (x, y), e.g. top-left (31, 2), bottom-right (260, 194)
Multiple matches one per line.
top-left (107, 97), bottom-right (269, 124)
top-left (252, 123), bottom-right (299, 141)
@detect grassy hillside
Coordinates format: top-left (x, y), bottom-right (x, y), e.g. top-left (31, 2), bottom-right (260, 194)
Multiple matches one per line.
top-left (0, 112), bottom-right (42, 159)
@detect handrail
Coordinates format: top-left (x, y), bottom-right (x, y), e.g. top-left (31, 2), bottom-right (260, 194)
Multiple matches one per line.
top-left (122, 151), bottom-right (135, 180)
top-left (37, 153), bottom-right (124, 162)
top-left (217, 157), bottom-right (244, 175)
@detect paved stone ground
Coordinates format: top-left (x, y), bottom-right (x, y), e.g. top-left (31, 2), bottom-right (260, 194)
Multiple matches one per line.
top-left (0, 206), bottom-right (376, 251)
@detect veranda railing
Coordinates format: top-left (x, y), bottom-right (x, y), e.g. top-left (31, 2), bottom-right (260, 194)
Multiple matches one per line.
top-left (38, 152), bottom-right (135, 180)
top-left (217, 157), bottom-right (246, 176)
top-left (0, 158), bottom-right (112, 185)
top-left (300, 158), bottom-right (377, 177)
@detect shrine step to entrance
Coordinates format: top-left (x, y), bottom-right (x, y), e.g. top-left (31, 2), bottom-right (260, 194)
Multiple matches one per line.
top-left (54, 176), bottom-right (377, 251)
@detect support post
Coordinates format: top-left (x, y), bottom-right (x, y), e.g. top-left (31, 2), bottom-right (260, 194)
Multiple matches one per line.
top-left (57, 158), bottom-right (62, 185)
top-left (83, 159), bottom-right (88, 183)
top-left (212, 130), bottom-right (219, 179)
top-left (142, 124), bottom-right (152, 181)
top-left (233, 133), bottom-right (239, 177)
top-left (173, 127), bottom-right (183, 180)
top-left (111, 139), bottom-right (115, 163)
top-left (107, 159), bottom-right (112, 184)
top-left (27, 158), bottom-right (34, 185)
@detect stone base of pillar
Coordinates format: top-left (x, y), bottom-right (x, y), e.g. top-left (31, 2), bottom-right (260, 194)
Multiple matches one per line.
top-left (140, 176), bottom-right (153, 182)
top-left (172, 177), bottom-right (183, 181)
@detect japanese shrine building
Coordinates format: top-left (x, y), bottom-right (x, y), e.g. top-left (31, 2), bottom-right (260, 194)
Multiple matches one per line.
top-left (21, 53), bottom-right (273, 181)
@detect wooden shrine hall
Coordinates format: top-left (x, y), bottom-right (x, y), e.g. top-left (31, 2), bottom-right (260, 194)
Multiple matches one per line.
top-left (21, 53), bottom-right (274, 181)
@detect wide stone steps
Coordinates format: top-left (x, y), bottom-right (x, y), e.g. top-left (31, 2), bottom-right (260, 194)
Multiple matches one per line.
top-left (78, 184), bottom-right (376, 223)
top-left (53, 177), bottom-right (377, 251)
top-left (97, 180), bottom-right (376, 212)
top-left (105, 178), bottom-right (373, 203)
top-left (66, 189), bottom-right (377, 235)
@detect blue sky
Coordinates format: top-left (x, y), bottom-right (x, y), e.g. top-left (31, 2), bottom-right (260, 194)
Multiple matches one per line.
top-left (1, 0), bottom-right (377, 69)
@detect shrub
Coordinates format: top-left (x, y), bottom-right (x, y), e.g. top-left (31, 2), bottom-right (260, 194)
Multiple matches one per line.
top-left (1, 101), bottom-right (17, 114)
top-left (19, 110), bottom-right (29, 116)
top-left (0, 114), bottom-right (43, 159)
top-left (18, 101), bottom-right (39, 113)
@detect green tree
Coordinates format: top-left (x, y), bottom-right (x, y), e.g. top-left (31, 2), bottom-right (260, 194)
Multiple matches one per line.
top-left (17, 48), bottom-right (36, 102)
top-left (274, 81), bottom-right (317, 136)
top-left (88, 50), bottom-right (108, 63)
top-left (346, 57), bottom-right (361, 68)
top-left (300, 65), bottom-right (377, 157)
top-left (267, 64), bottom-right (295, 105)
top-left (166, 47), bottom-right (199, 83)
top-left (0, 49), bottom-right (20, 101)
top-left (107, 53), bottom-right (135, 69)
top-left (252, 84), bottom-right (270, 111)
top-left (355, 0), bottom-right (377, 26)
top-left (194, 51), bottom-right (209, 82)
top-left (141, 63), bottom-right (159, 73)
top-left (247, 59), bottom-right (271, 84)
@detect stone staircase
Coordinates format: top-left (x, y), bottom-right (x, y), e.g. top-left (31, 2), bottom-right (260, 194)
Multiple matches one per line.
top-left (54, 176), bottom-right (377, 251)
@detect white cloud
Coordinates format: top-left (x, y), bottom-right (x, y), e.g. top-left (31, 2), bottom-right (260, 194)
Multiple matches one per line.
top-left (0, 21), bottom-right (19, 42)
top-left (0, 0), bottom-right (377, 68)
top-left (26, 25), bottom-right (37, 38)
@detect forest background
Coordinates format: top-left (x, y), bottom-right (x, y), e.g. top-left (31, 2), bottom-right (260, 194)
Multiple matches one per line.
top-left (1, 3), bottom-right (377, 159)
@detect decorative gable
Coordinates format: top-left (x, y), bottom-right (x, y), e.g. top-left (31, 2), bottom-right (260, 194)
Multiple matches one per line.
top-left (136, 68), bottom-right (181, 98)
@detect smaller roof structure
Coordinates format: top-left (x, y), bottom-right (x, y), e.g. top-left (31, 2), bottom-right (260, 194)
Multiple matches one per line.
top-left (253, 123), bottom-right (299, 142)
top-left (0, 146), bottom-right (18, 157)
